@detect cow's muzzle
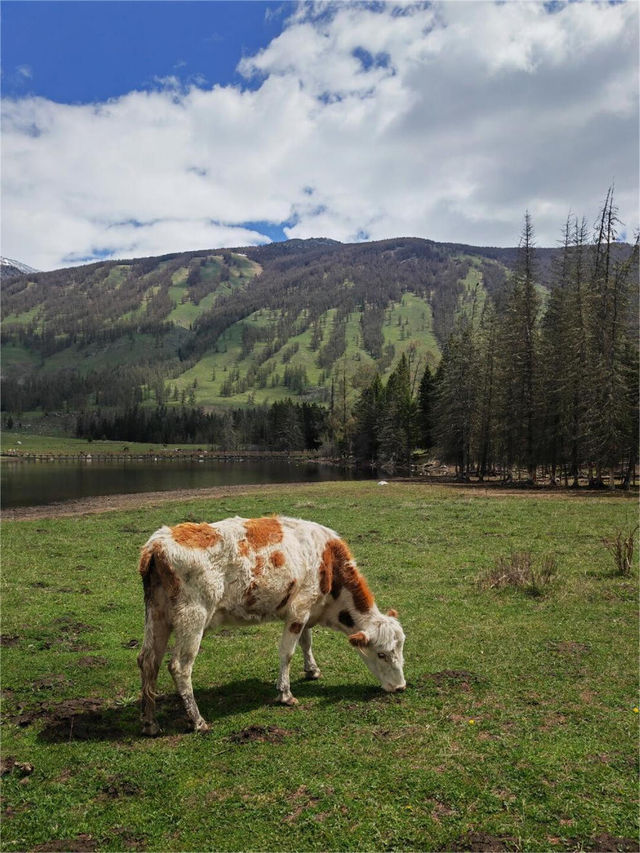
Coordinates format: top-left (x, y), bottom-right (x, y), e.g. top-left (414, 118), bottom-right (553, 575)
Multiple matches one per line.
top-left (383, 682), bottom-right (407, 693)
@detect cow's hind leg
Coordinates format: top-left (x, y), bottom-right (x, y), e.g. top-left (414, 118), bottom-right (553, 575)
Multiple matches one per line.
top-left (300, 627), bottom-right (321, 680)
top-left (138, 593), bottom-right (171, 736)
top-left (168, 608), bottom-right (209, 733)
top-left (276, 619), bottom-right (307, 705)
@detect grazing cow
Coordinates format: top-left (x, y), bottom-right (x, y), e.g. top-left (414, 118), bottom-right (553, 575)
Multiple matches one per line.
top-left (137, 515), bottom-right (406, 734)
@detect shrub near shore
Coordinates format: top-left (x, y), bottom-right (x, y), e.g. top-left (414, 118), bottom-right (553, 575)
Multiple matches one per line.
top-left (1, 483), bottom-right (637, 852)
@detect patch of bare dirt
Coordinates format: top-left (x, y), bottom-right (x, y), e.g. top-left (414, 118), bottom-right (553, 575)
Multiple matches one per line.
top-left (0, 635), bottom-right (20, 647)
top-left (284, 785), bottom-right (321, 824)
top-left (548, 641), bottom-right (591, 655)
top-left (122, 639), bottom-right (140, 649)
top-left (451, 832), bottom-right (518, 851)
top-left (423, 670), bottom-right (484, 691)
top-left (108, 827), bottom-right (146, 851)
top-left (586, 833), bottom-right (639, 852)
top-left (229, 724), bottom-right (291, 744)
top-left (0, 756), bottom-right (34, 777)
top-left (31, 675), bottom-right (71, 691)
top-left (101, 775), bottom-right (142, 798)
top-left (75, 656), bottom-right (108, 668)
top-left (31, 835), bottom-right (96, 852)
top-left (9, 696), bottom-right (128, 742)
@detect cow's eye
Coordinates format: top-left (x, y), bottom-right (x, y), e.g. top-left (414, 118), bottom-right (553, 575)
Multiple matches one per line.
top-left (377, 652), bottom-right (386, 660)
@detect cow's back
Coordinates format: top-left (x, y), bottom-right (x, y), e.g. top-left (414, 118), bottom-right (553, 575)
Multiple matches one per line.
top-left (141, 516), bottom-right (334, 626)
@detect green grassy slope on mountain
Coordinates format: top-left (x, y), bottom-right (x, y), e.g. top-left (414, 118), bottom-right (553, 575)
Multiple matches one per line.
top-left (3, 235), bottom-right (595, 414)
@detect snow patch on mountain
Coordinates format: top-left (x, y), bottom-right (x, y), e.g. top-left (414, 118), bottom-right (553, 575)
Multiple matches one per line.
top-left (1, 257), bottom-right (39, 275)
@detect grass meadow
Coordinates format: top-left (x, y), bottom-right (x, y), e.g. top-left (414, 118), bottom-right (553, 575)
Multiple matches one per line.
top-left (1, 482), bottom-right (638, 851)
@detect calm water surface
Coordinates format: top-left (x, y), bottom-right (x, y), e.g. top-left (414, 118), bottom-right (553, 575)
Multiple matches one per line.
top-left (2, 458), bottom-right (368, 509)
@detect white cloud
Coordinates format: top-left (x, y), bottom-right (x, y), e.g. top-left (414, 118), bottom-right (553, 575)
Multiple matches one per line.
top-left (2, 0), bottom-right (638, 270)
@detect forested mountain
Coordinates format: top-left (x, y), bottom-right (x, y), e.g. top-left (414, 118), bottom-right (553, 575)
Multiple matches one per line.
top-left (4, 233), bottom-right (625, 414)
top-left (2, 209), bottom-right (637, 483)
top-left (1, 235), bottom-right (512, 411)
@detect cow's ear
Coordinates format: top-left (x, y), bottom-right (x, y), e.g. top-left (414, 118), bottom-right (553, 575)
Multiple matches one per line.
top-left (387, 608), bottom-right (398, 618)
top-left (349, 631), bottom-right (369, 648)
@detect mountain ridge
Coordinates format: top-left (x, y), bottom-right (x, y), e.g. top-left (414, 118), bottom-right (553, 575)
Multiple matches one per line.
top-left (1, 235), bottom-right (634, 414)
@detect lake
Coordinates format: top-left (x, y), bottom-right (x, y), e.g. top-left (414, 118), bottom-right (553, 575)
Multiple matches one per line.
top-left (1, 458), bottom-right (369, 509)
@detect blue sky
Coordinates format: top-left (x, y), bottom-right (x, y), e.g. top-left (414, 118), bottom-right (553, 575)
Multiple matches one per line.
top-left (2, 1), bottom-right (638, 269)
top-left (2, 2), bottom-right (284, 102)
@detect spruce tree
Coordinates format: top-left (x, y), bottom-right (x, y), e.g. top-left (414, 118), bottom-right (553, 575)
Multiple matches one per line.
top-left (378, 354), bottom-right (419, 473)
top-left (417, 364), bottom-right (434, 451)
top-left (587, 189), bottom-right (638, 486)
top-left (433, 321), bottom-right (477, 478)
top-left (497, 213), bottom-right (541, 481)
top-left (473, 298), bottom-right (499, 481)
top-left (352, 374), bottom-right (384, 467)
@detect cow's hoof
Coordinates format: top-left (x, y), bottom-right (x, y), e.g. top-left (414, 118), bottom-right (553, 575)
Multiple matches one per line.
top-left (142, 722), bottom-right (162, 737)
top-left (304, 669), bottom-right (322, 680)
top-left (194, 720), bottom-right (211, 733)
top-left (278, 695), bottom-right (299, 706)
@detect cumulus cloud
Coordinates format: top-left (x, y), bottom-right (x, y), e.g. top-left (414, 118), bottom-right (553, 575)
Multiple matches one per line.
top-left (2, 1), bottom-right (638, 269)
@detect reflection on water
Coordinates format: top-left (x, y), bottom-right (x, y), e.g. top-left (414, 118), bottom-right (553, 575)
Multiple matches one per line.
top-left (1, 458), bottom-right (366, 508)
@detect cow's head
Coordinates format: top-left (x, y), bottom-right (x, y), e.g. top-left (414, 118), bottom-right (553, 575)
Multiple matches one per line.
top-left (349, 610), bottom-right (406, 692)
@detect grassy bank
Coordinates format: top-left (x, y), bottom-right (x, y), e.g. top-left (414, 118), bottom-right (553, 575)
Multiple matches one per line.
top-left (1, 432), bottom-right (317, 458)
top-left (0, 432), bottom-right (205, 457)
top-left (1, 483), bottom-right (637, 851)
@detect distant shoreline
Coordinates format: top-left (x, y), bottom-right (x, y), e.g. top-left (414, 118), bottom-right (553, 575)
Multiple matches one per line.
top-left (4, 479), bottom-right (634, 522)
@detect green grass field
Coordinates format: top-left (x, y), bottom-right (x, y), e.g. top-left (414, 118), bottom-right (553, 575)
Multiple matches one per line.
top-left (1, 483), bottom-right (637, 851)
top-left (0, 432), bottom-right (219, 456)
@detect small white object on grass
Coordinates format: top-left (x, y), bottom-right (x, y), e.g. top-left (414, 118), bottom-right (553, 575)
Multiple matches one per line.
top-left (378, 480), bottom-right (388, 486)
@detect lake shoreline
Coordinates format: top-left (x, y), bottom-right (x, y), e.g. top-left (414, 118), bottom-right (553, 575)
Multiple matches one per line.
top-left (4, 477), bottom-right (634, 522)
top-left (2, 481), bottom-right (318, 521)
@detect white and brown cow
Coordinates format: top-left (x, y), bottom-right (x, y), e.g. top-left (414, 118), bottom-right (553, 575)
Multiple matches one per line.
top-left (137, 515), bottom-right (405, 734)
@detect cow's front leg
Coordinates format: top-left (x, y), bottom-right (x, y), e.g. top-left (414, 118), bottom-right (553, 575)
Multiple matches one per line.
top-left (276, 620), bottom-right (306, 705)
top-left (300, 627), bottom-right (321, 680)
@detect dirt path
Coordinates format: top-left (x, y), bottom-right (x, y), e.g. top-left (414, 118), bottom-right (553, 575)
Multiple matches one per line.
top-left (4, 478), bottom-right (631, 521)
top-left (2, 482), bottom-right (317, 521)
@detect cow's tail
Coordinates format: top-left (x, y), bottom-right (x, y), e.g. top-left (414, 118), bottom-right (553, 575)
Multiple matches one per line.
top-left (137, 543), bottom-right (173, 707)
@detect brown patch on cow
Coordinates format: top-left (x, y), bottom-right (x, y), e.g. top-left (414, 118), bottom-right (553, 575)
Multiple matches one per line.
top-left (171, 522), bottom-right (221, 549)
top-left (140, 543), bottom-right (180, 602)
top-left (324, 538), bottom-right (374, 612)
top-left (349, 631), bottom-right (369, 648)
top-left (277, 580), bottom-right (296, 610)
top-left (138, 546), bottom-right (153, 577)
top-left (253, 555), bottom-right (266, 576)
top-left (244, 517), bottom-right (283, 550)
top-left (238, 539), bottom-right (251, 558)
top-left (229, 724), bottom-right (291, 744)
top-left (319, 543), bottom-right (333, 594)
top-left (270, 550), bottom-right (286, 568)
top-left (289, 621), bottom-right (304, 634)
